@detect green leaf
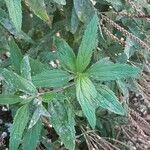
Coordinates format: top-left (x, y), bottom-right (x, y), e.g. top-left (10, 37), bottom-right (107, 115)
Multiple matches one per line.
top-left (76, 15), bottom-right (98, 72)
top-left (0, 95), bottom-right (22, 105)
top-left (41, 92), bottom-right (65, 103)
top-left (2, 68), bottom-right (37, 95)
top-left (54, 37), bottom-right (76, 72)
top-left (23, 119), bottom-right (42, 150)
top-left (76, 75), bottom-right (97, 128)
top-left (29, 58), bottom-right (49, 76)
top-left (9, 104), bottom-right (30, 150)
top-left (8, 37), bottom-right (23, 74)
top-left (0, 8), bottom-right (33, 43)
top-left (52, 0), bottom-right (66, 5)
top-left (96, 85), bottom-right (126, 115)
top-left (116, 80), bottom-right (129, 100)
top-left (29, 104), bottom-right (50, 129)
top-left (88, 61), bottom-right (140, 81)
top-left (48, 97), bottom-right (75, 150)
top-left (73, 0), bottom-right (95, 22)
top-left (20, 55), bottom-right (32, 80)
top-left (5, 0), bottom-right (22, 31)
top-left (70, 7), bottom-right (79, 34)
top-left (32, 69), bottom-right (72, 88)
top-left (25, 0), bottom-right (51, 25)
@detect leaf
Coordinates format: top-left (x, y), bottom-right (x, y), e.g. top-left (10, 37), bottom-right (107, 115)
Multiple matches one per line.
top-left (48, 97), bottom-right (75, 150)
top-left (23, 119), bottom-right (42, 150)
top-left (20, 55), bottom-right (32, 80)
top-left (41, 92), bottom-right (65, 103)
top-left (88, 61), bottom-right (140, 81)
top-left (73, 0), bottom-right (95, 22)
top-left (32, 69), bottom-right (72, 88)
top-left (8, 37), bottom-right (23, 74)
top-left (25, 0), bottom-right (51, 25)
top-left (0, 8), bottom-right (33, 43)
top-left (54, 37), bottom-right (76, 72)
top-left (76, 75), bottom-right (97, 128)
top-left (116, 80), bottom-right (129, 100)
top-left (29, 104), bottom-right (50, 129)
top-left (96, 85), bottom-right (126, 115)
top-left (5, 0), bottom-right (22, 31)
top-left (52, 0), bottom-right (66, 5)
top-left (124, 37), bottom-right (138, 59)
top-left (9, 104), bottom-right (29, 150)
top-left (70, 7), bottom-right (79, 34)
top-left (76, 15), bottom-right (98, 72)
top-left (29, 58), bottom-right (49, 76)
top-left (0, 95), bottom-right (22, 105)
top-left (2, 68), bottom-right (37, 95)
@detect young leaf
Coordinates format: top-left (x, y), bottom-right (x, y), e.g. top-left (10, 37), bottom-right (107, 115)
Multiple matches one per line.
top-left (9, 104), bottom-right (29, 150)
top-left (2, 68), bottom-right (37, 95)
top-left (23, 119), bottom-right (42, 150)
top-left (52, 0), bottom-right (66, 5)
top-left (88, 61), bottom-right (140, 81)
top-left (5, 0), bottom-right (22, 31)
top-left (76, 75), bottom-right (97, 128)
top-left (24, 0), bottom-right (51, 25)
top-left (0, 95), bottom-right (22, 105)
top-left (20, 55), bottom-right (32, 80)
top-left (8, 37), bottom-right (23, 74)
top-left (32, 69), bottom-right (72, 88)
top-left (76, 15), bottom-right (98, 72)
top-left (96, 85), bottom-right (126, 115)
top-left (54, 37), bottom-right (76, 72)
top-left (48, 97), bottom-right (75, 150)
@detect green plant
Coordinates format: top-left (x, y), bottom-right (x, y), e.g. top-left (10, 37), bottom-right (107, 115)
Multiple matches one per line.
top-left (0, 0), bottom-right (149, 150)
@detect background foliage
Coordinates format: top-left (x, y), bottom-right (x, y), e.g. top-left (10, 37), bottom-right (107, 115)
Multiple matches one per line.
top-left (0, 0), bottom-right (150, 149)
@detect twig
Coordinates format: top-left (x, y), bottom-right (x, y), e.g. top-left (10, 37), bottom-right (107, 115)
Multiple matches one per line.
top-left (101, 15), bottom-right (150, 51)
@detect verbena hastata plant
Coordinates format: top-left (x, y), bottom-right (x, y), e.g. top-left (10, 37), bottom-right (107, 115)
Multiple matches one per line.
top-left (0, 0), bottom-right (149, 150)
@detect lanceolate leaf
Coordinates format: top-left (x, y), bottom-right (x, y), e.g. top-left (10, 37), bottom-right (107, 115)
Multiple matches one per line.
top-left (73, 0), bottom-right (95, 22)
top-left (76, 15), bottom-right (98, 72)
top-left (23, 119), bottom-right (42, 150)
top-left (29, 104), bottom-right (50, 129)
top-left (48, 98), bottom-right (75, 150)
top-left (9, 104), bottom-right (30, 150)
top-left (20, 55), bottom-right (32, 80)
top-left (8, 38), bottom-right (23, 74)
top-left (5, 0), bottom-right (22, 31)
top-left (96, 85), bottom-right (126, 115)
top-left (54, 37), bottom-right (76, 72)
top-left (2, 69), bottom-right (37, 95)
top-left (70, 7), bottom-right (79, 34)
top-left (76, 75), bottom-right (97, 128)
top-left (29, 58), bottom-right (49, 76)
top-left (0, 95), bottom-right (22, 105)
top-left (0, 8), bottom-right (33, 43)
top-left (88, 61), bottom-right (140, 81)
top-left (25, 0), bottom-right (51, 25)
top-left (32, 69), bottom-right (72, 88)
top-left (41, 92), bottom-right (65, 103)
